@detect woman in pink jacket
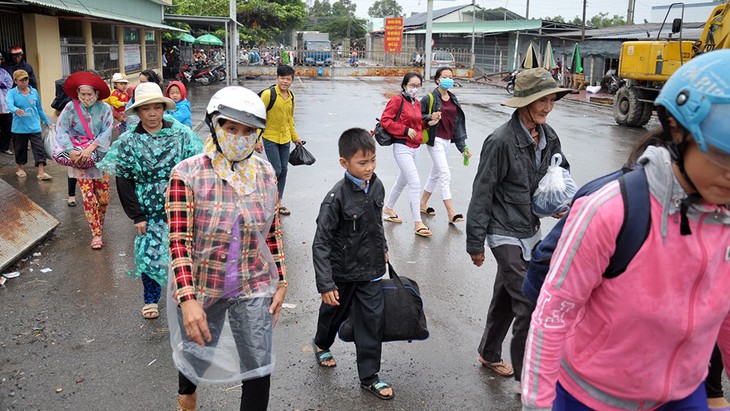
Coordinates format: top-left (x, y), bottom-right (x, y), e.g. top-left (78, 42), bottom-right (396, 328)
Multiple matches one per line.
top-left (522, 50), bottom-right (730, 411)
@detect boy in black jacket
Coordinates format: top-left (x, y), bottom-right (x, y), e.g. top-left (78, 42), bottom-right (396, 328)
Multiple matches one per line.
top-left (312, 128), bottom-right (393, 400)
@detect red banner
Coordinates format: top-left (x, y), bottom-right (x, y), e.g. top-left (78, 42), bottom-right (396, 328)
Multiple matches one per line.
top-left (384, 18), bottom-right (404, 54)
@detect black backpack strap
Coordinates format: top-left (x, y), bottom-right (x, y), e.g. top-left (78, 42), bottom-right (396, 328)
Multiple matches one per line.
top-left (265, 85), bottom-right (277, 111)
top-left (604, 167), bottom-right (651, 278)
top-left (394, 97), bottom-right (405, 121)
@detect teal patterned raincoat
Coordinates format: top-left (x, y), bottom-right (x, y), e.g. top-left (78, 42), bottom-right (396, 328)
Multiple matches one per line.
top-left (97, 115), bottom-right (203, 285)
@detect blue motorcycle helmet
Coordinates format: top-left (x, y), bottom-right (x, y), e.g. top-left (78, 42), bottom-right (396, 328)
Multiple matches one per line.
top-left (655, 49), bottom-right (730, 169)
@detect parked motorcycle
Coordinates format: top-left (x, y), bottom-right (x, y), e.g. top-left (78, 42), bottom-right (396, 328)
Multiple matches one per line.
top-left (505, 70), bottom-right (517, 95)
top-left (177, 63), bottom-right (215, 86)
top-left (211, 63), bottom-right (227, 82)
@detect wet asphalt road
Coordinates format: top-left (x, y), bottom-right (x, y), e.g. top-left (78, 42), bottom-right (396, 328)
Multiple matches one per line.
top-left (0, 76), bottom-right (651, 410)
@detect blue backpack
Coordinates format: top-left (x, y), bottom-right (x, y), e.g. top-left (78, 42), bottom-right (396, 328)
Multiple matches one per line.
top-left (522, 167), bottom-right (652, 303)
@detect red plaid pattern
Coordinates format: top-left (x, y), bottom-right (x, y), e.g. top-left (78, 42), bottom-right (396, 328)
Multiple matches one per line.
top-left (166, 155), bottom-right (285, 303)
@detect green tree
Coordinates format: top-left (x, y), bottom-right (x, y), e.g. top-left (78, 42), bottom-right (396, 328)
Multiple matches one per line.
top-left (368, 0), bottom-right (403, 18)
top-left (237, 0), bottom-right (307, 44)
top-left (331, 0), bottom-right (357, 17)
top-left (310, 0), bottom-right (332, 17)
top-left (544, 15), bottom-right (566, 23)
top-left (588, 12), bottom-right (626, 27)
top-left (320, 16), bottom-right (367, 41)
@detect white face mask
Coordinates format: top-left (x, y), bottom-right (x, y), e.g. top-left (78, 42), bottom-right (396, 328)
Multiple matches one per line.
top-left (215, 127), bottom-right (258, 162)
top-left (406, 87), bottom-right (419, 98)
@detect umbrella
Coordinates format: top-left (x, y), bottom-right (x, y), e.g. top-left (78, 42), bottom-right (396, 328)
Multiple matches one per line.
top-left (542, 41), bottom-right (557, 71)
top-left (176, 33), bottom-right (196, 43)
top-left (195, 34), bottom-right (224, 46)
top-left (521, 42), bottom-right (539, 69)
top-left (571, 43), bottom-right (583, 74)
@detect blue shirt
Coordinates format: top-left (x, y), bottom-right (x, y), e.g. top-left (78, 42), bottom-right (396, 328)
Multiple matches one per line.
top-left (345, 170), bottom-right (370, 193)
top-left (168, 99), bottom-right (192, 128)
top-left (6, 86), bottom-right (50, 133)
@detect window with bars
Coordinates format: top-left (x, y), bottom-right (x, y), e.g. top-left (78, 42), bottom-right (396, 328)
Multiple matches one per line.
top-left (59, 19), bottom-right (86, 76)
top-left (92, 23), bottom-right (118, 80)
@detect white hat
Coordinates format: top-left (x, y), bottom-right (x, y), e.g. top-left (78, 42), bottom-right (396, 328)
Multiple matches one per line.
top-left (125, 82), bottom-right (175, 114)
top-left (111, 73), bottom-right (129, 83)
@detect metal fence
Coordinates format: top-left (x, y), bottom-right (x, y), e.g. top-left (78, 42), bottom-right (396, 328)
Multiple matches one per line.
top-left (237, 48), bottom-right (475, 69)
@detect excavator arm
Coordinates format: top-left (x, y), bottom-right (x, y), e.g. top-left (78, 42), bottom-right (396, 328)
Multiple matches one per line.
top-left (698, 2), bottom-right (730, 53)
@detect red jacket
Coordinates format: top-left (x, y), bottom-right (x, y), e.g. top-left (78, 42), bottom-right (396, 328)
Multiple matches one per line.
top-left (380, 94), bottom-right (424, 148)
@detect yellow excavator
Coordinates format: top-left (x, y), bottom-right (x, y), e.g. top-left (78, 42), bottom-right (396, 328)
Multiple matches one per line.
top-left (613, 2), bottom-right (730, 127)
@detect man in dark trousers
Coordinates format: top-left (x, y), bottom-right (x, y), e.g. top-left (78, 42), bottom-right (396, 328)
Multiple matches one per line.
top-left (466, 68), bottom-right (572, 394)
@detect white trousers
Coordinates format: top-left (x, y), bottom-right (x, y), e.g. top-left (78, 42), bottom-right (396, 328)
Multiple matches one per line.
top-left (423, 137), bottom-right (452, 200)
top-left (387, 143), bottom-right (422, 222)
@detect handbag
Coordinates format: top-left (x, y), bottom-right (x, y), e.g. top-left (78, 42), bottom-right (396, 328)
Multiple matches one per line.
top-left (288, 142), bottom-right (316, 166)
top-left (52, 100), bottom-right (99, 169)
top-left (338, 262), bottom-right (429, 343)
top-left (373, 97), bottom-right (405, 147)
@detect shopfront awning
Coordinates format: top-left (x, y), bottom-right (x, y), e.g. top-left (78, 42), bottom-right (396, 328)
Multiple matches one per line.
top-left (20, 0), bottom-right (186, 32)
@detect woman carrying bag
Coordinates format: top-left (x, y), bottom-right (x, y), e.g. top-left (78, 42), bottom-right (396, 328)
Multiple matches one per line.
top-left (54, 71), bottom-right (113, 249)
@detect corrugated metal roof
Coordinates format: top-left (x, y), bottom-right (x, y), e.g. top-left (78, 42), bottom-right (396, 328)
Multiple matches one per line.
top-left (404, 4), bottom-right (470, 27)
top-left (407, 19), bottom-right (542, 35)
top-left (556, 22), bottom-right (705, 41)
top-left (22, 0), bottom-right (185, 31)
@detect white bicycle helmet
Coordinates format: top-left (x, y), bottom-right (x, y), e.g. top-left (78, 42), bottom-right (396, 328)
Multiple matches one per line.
top-left (205, 86), bottom-right (267, 132)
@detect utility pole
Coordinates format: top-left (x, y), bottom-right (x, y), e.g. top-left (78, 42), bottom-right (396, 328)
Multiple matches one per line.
top-left (627, 0), bottom-right (635, 25)
top-left (425, 0), bottom-right (434, 80)
top-left (470, 0), bottom-right (476, 71)
top-left (525, 0), bottom-right (530, 19)
top-left (229, 0), bottom-right (237, 83)
top-left (581, 0), bottom-right (587, 42)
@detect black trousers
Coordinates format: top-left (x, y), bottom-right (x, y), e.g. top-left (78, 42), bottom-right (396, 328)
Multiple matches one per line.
top-left (314, 280), bottom-right (384, 386)
top-left (13, 132), bottom-right (46, 166)
top-left (478, 244), bottom-right (536, 382)
top-left (68, 177), bottom-right (77, 197)
top-left (706, 344), bottom-right (724, 398)
top-left (0, 113), bottom-right (12, 151)
top-left (179, 374), bottom-right (271, 411)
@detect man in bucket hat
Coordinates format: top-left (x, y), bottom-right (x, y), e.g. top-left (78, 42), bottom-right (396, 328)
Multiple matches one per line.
top-left (466, 68), bottom-right (572, 394)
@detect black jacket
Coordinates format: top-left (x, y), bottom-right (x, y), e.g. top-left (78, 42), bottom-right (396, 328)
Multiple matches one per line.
top-left (2, 60), bottom-right (37, 89)
top-left (420, 88), bottom-right (467, 152)
top-left (312, 173), bottom-right (388, 293)
top-left (466, 111), bottom-right (569, 255)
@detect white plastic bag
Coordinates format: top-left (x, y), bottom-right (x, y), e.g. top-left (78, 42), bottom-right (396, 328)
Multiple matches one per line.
top-left (42, 125), bottom-right (57, 159)
top-left (532, 153), bottom-right (577, 218)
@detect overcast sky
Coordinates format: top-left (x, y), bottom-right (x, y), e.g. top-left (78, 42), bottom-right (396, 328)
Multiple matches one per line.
top-left (351, 0), bottom-right (710, 22)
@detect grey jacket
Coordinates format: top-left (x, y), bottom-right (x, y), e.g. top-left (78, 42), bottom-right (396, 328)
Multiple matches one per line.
top-left (420, 89), bottom-right (467, 152)
top-left (466, 110), bottom-right (569, 255)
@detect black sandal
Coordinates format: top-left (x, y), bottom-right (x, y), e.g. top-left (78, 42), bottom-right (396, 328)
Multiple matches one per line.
top-left (313, 341), bottom-right (336, 367)
top-left (420, 206), bottom-right (436, 216)
top-left (361, 380), bottom-right (394, 400)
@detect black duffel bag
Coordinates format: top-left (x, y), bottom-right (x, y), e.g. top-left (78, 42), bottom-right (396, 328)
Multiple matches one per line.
top-left (338, 262), bottom-right (429, 343)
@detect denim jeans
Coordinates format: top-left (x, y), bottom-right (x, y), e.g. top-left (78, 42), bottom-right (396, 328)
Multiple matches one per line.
top-left (262, 139), bottom-right (290, 201)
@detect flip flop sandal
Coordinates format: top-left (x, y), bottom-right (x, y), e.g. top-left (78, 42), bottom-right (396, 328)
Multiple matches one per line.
top-left (67, 199), bottom-right (77, 207)
top-left (312, 341), bottom-right (336, 367)
top-left (142, 303), bottom-right (159, 320)
top-left (415, 227), bottom-right (432, 237)
top-left (449, 213), bottom-right (464, 224)
top-left (382, 214), bottom-right (403, 223)
top-left (361, 380), bottom-right (394, 400)
top-left (478, 357), bottom-right (514, 377)
top-left (278, 206), bottom-right (291, 216)
top-left (90, 238), bottom-right (103, 250)
top-left (420, 206), bottom-right (436, 216)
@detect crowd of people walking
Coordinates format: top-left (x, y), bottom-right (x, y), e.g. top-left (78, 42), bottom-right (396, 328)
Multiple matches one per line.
top-left (4, 44), bottom-right (730, 411)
